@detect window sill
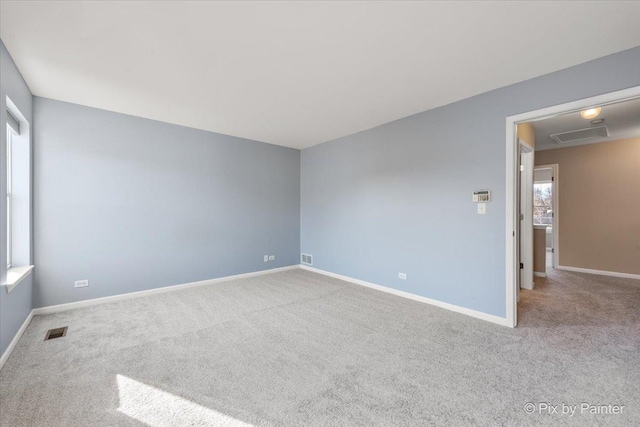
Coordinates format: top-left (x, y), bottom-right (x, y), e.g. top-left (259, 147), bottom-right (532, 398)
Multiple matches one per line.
top-left (2, 265), bottom-right (34, 293)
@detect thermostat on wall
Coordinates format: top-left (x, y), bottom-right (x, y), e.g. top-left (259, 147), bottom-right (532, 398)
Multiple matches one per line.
top-left (473, 190), bottom-right (491, 202)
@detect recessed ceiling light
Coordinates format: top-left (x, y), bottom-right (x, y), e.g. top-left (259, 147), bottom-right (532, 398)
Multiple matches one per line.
top-left (580, 107), bottom-right (602, 119)
top-left (590, 118), bottom-right (605, 125)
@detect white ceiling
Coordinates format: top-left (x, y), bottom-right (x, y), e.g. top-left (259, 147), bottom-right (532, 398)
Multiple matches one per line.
top-left (1, 1), bottom-right (639, 149)
top-left (533, 97), bottom-right (640, 151)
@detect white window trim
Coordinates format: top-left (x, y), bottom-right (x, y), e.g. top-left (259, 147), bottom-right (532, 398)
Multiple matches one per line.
top-left (6, 125), bottom-right (14, 269)
top-left (2, 265), bottom-right (34, 293)
top-left (4, 96), bottom-right (34, 292)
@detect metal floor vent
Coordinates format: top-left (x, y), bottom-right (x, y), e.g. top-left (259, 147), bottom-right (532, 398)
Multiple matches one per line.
top-left (301, 253), bottom-right (313, 265)
top-left (44, 327), bottom-right (68, 341)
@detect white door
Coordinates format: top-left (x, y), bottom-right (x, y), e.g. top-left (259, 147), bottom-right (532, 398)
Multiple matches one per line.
top-left (517, 153), bottom-right (523, 301)
top-left (519, 142), bottom-right (534, 291)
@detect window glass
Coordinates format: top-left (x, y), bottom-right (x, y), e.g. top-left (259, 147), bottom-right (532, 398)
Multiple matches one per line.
top-left (533, 182), bottom-right (552, 226)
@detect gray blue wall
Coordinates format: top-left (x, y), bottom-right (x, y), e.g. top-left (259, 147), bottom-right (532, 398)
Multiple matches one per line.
top-left (33, 97), bottom-right (300, 307)
top-left (1, 41), bottom-right (33, 356)
top-left (3, 39), bottom-right (639, 360)
top-left (301, 47), bottom-right (640, 318)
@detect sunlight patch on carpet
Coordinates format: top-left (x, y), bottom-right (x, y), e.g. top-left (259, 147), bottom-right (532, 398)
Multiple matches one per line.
top-left (116, 374), bottom-right (253, 427)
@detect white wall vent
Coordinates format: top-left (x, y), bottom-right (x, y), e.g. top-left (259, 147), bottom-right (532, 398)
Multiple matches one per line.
top-left (550, 125), bottom-right (608, 144)
top-left (301, 253), bottom-right (313, 265)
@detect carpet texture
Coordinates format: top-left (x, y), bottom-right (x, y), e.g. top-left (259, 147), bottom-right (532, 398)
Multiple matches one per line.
top-left (0, 268), bottom-right (638, 426)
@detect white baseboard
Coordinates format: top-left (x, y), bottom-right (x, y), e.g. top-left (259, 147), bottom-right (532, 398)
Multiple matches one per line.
top-left (557, 265), bottom-right (640, 280)
top-left (299, 265), bottom-right (510, 327)
top-left (534, 272), bottom-right (547, 278)
top-left (7, 263), bottom-right (510, 368)
top-left (33, 265), bottom-right (299, 315)
top-left (0, 309), bottom-right (34, 370)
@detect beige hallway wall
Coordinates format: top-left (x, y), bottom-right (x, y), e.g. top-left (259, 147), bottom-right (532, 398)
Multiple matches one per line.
top-left (533, 227), bottom-right (547, 274)
top-left (535, 137), bottom-right (640, 275)
top-left (517, 122), bottom-right (536, 149)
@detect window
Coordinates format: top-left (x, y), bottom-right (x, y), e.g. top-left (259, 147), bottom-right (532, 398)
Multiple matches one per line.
top-left (3, 99), bottom-right (33, 292)
top-left (533, 182), bottom-right (552, 226)
top-left (6, 124), bottom-right (14, 268)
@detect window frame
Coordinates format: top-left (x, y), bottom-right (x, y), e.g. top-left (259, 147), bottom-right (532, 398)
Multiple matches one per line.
top-left (2, 97), bottom-right (34, 292)
top-left (6, 125), bottom-right (15, 269)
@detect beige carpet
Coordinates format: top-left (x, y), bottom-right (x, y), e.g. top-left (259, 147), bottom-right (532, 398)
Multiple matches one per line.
top-left (0, 268), bottom-right (638, 426)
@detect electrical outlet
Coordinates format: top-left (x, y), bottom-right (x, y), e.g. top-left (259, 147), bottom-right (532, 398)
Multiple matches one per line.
top-left (264, 255), bottom-right (269, 262)
top-left (398, 273), bottom-right (407, 280)
top-left (74, 280), bottom-right (89, 288)
top-left (269, 255), bottom-right (275, 261)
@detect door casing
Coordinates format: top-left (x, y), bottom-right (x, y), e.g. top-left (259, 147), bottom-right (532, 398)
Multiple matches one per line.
top-left (504, 86), bottom-right (640, 328)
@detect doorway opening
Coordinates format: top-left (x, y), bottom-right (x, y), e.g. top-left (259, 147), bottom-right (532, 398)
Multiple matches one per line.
top-left (505, 86), bottom-right (640, 328)
top-left (533, 164), bottom-right (558, 274)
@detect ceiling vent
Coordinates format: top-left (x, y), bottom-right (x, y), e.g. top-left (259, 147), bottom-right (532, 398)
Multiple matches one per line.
top-left (550, 125), bottom-right (608, 144)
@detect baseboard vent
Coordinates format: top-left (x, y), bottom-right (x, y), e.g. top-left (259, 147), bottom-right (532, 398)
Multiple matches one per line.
top-left (301, 253), bottom-right (313, 265)
top-left (44, 327), bottom-right (68, 341)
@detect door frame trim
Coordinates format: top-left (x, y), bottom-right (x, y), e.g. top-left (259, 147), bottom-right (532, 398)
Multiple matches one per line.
top-left (504, 85), bottom-right (640, 328)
